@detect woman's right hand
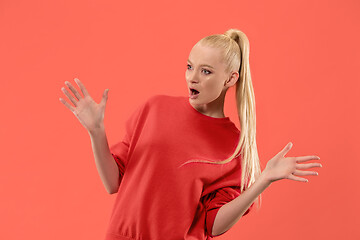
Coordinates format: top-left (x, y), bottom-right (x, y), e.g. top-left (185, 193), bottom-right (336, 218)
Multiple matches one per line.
top-left (59, 78), bottom-right (109, 134)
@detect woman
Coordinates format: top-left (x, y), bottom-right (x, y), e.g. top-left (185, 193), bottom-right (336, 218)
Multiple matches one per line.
top-left (59, 29), bottom-right (322, 240)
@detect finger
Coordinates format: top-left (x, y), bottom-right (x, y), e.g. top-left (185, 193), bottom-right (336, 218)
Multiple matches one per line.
top-left (292, 170), bottom-right (318, 176)
top-left (296, 162), bottom-right (322, 170)
top-left (61, 87), bottom-right (78, 106)
top-left (295, 155), bottom-right (320, 163)
top-left (59, 97), bottom-right (75, 113)
top-left (65, 81), bottom-right (83, 100)
top-left (74, 78), bottom-right (90, 97)
top-left (280, 142), bottom-right (293, 157)
top-left (287, 174), bottom-right (308, 182)
top-left (100, 89), bottom-right (109, 107)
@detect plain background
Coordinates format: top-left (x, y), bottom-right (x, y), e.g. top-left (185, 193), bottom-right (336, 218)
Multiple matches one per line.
top-left (0, 0), bottom-right (359, 239)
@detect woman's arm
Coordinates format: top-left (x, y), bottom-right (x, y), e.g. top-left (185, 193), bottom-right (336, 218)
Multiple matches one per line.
top-left (60, 78), bottom-right (119, 194)
top-left (212, 172), bottom-right (271, 236)
top-left (89, 126), bottom-right (120, 194)
top-left (212, 142), bottom-right (322, 236)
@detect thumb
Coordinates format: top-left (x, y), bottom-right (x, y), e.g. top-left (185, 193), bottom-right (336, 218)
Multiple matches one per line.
top-left (278, 142), bottom-right (293, 157)
top-left (280, 142), bottom-right (293, 157)
top-left (100, 89), bottom-right (109, 107)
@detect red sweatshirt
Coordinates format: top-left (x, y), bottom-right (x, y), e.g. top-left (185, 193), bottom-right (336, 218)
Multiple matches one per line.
top-left (105, 94), bottom-right (254, 240)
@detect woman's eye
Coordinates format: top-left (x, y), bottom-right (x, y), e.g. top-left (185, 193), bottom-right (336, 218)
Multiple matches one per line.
top-left (202, 69), bottom-right (211, 75)
top-left (186, 64), bottom-right (211, 74)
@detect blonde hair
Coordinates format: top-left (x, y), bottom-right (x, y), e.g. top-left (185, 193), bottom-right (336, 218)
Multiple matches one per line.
top-left (179, 29), bottom-right (262, 208)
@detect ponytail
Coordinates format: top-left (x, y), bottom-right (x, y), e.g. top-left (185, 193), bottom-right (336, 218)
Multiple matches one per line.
top-left (179, 29), bottom-right (262, 208)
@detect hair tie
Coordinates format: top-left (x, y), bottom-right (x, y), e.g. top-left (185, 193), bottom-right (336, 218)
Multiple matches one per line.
top-left (223, 33), bottom-right (232, 39)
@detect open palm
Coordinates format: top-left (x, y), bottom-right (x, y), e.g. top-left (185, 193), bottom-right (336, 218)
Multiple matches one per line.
top-left (263, 142), bottom-right (322, 183)
top-left (59, 78), bottom-right (109, 133)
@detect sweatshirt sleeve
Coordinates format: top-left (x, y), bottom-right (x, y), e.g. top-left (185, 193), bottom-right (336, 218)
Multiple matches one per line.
top-left (203, 186), bottom-right (254, 238)
top-left (109, 100), bottom-right (147, 180)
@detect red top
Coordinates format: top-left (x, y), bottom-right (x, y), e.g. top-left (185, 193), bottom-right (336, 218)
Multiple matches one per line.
top-left (105, 95), bottom-right (254, 240)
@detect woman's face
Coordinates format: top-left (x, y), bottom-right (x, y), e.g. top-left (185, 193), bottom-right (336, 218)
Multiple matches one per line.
top-left (186, 43), bottom-right (234, 107)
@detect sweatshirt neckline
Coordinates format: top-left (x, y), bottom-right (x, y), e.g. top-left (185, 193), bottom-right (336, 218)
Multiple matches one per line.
top-left (183, 96), bottom-right (231, 123)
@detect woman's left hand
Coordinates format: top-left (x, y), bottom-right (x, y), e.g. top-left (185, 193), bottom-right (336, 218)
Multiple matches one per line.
top-left (262, 142), bottom-right (322, 184)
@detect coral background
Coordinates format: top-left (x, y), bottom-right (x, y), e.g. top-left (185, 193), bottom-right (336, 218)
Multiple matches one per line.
top-left (0, 0), bottom-right (359, 239)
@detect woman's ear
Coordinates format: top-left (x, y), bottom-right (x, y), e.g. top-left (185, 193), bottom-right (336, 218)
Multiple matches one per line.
top-left (225, 71), bottom-right (239, 87)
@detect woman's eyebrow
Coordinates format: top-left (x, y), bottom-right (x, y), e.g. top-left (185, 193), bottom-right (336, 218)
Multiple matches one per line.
top-left (187, 59), bottom-right (215, 69)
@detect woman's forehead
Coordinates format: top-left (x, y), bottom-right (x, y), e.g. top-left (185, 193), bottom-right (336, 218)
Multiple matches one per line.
top-left (188, 44), bottom-right (225, 66)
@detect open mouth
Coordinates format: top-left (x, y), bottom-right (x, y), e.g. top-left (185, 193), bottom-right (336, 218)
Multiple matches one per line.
top-left (190, 88), bottom-right (200, 96)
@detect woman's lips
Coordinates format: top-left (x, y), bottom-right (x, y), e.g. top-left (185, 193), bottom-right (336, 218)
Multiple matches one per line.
top-left (189, 87), bottom-right (200, 93)
top-left (189, 89), bottom-right (200, 99)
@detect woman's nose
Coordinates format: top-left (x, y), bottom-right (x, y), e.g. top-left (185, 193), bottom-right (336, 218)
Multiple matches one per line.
top-left (187, 71), bottom-right (199, 83)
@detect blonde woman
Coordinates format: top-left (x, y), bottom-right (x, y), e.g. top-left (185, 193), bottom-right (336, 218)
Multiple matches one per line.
top-left (59, 29), bottom-right (322, 240)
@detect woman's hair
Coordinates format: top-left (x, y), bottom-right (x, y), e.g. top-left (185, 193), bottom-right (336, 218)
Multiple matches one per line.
top-left (179, 29), bottom-right (262, 208)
